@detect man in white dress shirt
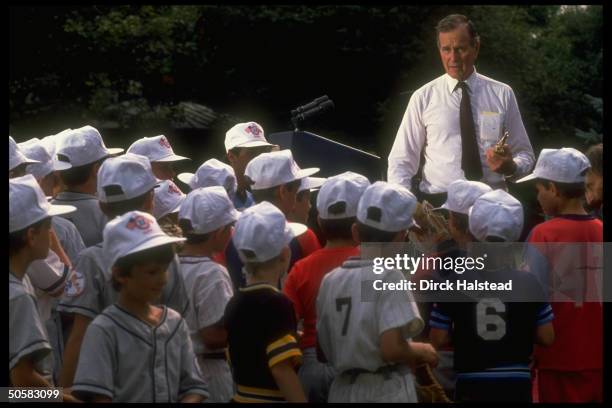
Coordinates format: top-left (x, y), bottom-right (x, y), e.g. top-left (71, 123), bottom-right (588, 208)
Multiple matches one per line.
top-left (388, 14), bottom-right (535, 207)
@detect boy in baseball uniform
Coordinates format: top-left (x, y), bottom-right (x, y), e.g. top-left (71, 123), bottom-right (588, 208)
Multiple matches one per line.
top-left (289, 176), bottom-right (326, 225)
top-left (9, 175), bottom-right (78, 402)
top-left (430, 189), bottom-right (555, 402)
top-left (517, 148), bottom-right (602, 402)
top-left (224, 201), bottom-right (308, 402)
top-left (51, 125), bottom-right (124, 247)
top-left (177, 186), bottom-right (239, 402)
top-left (283, 171), bottom-right (370, 402)
top-left (58, 153), bottom-right (189, 387)
top-left (316, 181), bottom-right (438, 402)
top-left (71, 211), bottom-right (208, 402)
top-left (127, 134), bottom-right (190, 181)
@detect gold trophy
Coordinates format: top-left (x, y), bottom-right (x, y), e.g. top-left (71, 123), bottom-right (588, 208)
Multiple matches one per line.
top-left (493, 130), bottom-right (509, 155)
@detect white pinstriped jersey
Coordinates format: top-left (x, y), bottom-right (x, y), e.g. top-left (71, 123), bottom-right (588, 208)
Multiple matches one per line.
top-left (72, 304), bottom-right (208, 402)
top-left (316, 257), bottom-right (424, 373)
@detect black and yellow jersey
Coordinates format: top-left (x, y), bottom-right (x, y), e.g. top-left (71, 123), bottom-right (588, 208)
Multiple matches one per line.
top-left (224, 283), bottom-right (302, 402)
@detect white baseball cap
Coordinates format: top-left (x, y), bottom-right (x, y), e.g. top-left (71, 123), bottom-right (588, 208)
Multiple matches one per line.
top-left (437, 179), bottom-right (493, 215)
top-left (317, 171), bottom-right (370, 219)
top-left (97, 153), bottom-right (159, 203)
top-left (19, 137), bottom-right (72, 180)
top-left (179, 186), bottom-right (240, 234)
top-left (54, 125), bottom-right (124, 169)
top-left (233, 201), bottom-right (307, 263)
top-left (244, 149), bottom-right (319, 190)
top-left (177, 158), bottom-right (237, 196)
top-left (356, 181), bottom-right (417, 232)
top-left (516, 147), bottom-right (591, 184)
top-left (9, 136), bottom-right (40, 172)
top-left (468, 189), bottom-right (524, 242)
top-left (127, 135), bottom-right (190, 162)
top-left (224, 121), bottom-right (273, 152)
top-left (153, 180), bottom-right (186, 220)
top-left (9, 174), bottom-right (76, 233)
top-left (103, 210), bottom-right (186, 268)
top-left (27, 249), bottom-right (69, 297)
top-left (298, 177), bottom-right (326, 194)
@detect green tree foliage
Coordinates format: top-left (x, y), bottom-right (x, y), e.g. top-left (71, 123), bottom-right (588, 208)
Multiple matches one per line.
top-left (9, 5), bottom-right (602, 156)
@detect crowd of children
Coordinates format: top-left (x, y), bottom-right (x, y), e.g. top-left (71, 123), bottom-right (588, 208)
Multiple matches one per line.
top-left (8, 123), bottom-right (603, 403)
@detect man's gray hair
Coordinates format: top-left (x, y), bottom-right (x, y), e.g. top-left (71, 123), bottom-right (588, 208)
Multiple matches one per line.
top-left (436, 14), bottom-right (480, 47)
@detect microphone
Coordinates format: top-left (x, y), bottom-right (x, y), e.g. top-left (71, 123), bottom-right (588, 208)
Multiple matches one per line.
top-left (291, 95), bottom-right (329, 117)
top-left (293, 100), bottom-right (334, 123)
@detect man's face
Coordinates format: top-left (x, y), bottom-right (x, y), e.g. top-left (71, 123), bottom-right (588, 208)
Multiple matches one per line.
top-left (438, 24), bottom-right (479, 80)
top-left (585, 170), bottom-right (603, 210)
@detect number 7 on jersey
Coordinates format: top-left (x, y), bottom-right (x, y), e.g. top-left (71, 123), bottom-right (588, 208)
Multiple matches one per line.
top-left (335, 297), bottom-right (352, 336)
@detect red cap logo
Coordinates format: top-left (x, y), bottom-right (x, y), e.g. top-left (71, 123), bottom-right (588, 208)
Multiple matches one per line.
top-left (245, 123), bottom-right (262, 137)
top-left (126, 215), bottom-right (152, 232)
top-left (159, 136), bottom-right (172, 149)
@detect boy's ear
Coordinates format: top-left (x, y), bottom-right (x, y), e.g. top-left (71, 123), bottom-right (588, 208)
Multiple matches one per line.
top-left (547, 181), bottom-right (559, 196)
top-left (111, 266), bottom-right (125, 285)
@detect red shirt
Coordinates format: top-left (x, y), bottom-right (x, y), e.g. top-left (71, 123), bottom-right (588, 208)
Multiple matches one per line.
top-left (282, 246), bottom-right (359, 350)
top-left (528, 215), bottom-right (603, 371)
top-left (295, 228), bottom-right (321, 257)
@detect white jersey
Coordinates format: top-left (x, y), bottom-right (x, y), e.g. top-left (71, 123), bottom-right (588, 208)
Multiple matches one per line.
top-left (57, 244), bottom-right (189, 319)
top-left (178, 255), bottom-right (235, 403)
top-left (9, 273), bottom-right (54, 384)
top-left (52, 216), bottom-right (86, 264)
top-left (51, 191), bottom-right (107, 247)
top-left (316, 257), bottom-right (424, 373)
top-left (72, 304), bottom-right (209, 402)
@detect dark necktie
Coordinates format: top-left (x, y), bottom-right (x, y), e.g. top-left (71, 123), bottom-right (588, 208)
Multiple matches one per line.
top-left (457, 81), bottom-right (483, 180)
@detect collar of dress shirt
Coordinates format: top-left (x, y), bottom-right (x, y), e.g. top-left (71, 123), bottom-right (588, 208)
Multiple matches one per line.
top-left (445, 66), bottom-right (479, 95)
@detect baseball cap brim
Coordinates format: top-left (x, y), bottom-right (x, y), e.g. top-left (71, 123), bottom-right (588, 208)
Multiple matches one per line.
top-left (48, 203), bottom-right (77, 217)
top-left (52, 159), bottom-right (73, 171)
top-left (285, 222), bottom-right (308, 244)
top-left (121, 234), bottom-right (186, 262)
top-left (296, 167), bottom-right (320, 180)
top-left (234, 140), bottom-right (274, 149)
top-left (299, 176), bottom-right (326, 193)
top-left (516, 173), bottom-right (537, 183)
top-left (154, 153), bottom-right (191, 162)
top-left (177, 172), bottom-right (194, 186)
top-left (106, 147), bottom-right (125, 156)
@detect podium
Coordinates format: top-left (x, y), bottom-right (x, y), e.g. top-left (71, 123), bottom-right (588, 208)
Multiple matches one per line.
top-left (267, 130), bottom-right (383, 182)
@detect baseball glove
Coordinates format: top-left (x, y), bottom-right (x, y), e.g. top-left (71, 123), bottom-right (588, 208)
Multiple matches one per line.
top-left (408, 200), bottom-right (452, 252)
top-left (414, 364), bottom-right (453, 403)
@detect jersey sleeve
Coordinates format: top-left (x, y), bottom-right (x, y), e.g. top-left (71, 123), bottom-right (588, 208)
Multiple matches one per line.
top-left (9, 294), bottom-right (52, 371)
top-left (177, 319), bottom-right (210, 400)
top-left (264, 296), bottom-right (302, 369)
top-left (57, 250), bottom-right (103, 319)
top-left (71, 323), bottom-right (115, 401)
top-left (429, 302), bottom-right (453, 331)
top-left (376, 269), bottom-right (424, 339)
top-left (161, 256), bottom-right (190, 317)
top-left (194, 267), bottom-right (234, 329)
top-left (536, 303), bottom-right (554, 326)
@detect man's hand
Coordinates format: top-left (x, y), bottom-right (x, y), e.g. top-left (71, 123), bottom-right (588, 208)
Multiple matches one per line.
top-left (486, 144), bottom-right (516, 175)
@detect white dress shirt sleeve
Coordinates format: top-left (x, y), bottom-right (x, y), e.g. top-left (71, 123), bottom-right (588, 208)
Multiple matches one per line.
top-left (387, 91), bottom-right (427, 189)
top-left (504, 87), bottom-right (535, 179)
